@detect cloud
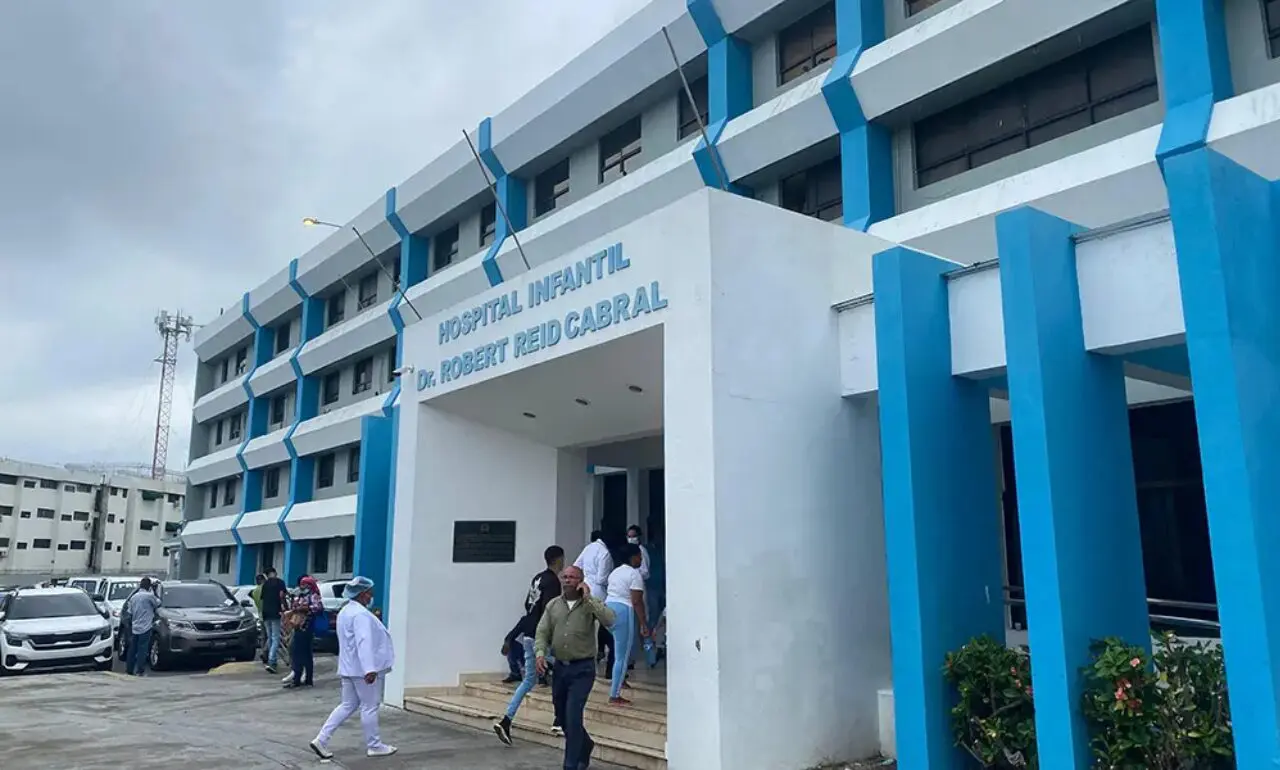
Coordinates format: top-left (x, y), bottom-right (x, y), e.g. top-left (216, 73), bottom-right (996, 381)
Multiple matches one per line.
top-left (0, 0), bottom-right (646, 469)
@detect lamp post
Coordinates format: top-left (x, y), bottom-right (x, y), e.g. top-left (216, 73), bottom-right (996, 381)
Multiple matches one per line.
top-left (302, 217), bottom-right (422, 321)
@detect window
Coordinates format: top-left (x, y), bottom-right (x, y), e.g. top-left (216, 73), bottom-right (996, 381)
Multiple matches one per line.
top-left (22, 479), bottom-right (35, 489)
top-left (33, 539), bottom-right (51, 549)
top-left (204, 549), bottom-right (213, 572)
top-left (342, 536), bottom-right (355, 573)
top-left (218, 546), bottom-right (232, 573)
top-left (107, 513), bottom-right (116, 523)
top-left (137, 545), bottom-right (152, 557)
top-left (219, 358), bottom-right (230, 383)
top-left (387, 346), bottom-right (397, 383)
top-left (0, 505), bottom-right (10, 516)
top-left (208, 485), bottom-right (217, 509)
top-left (165, 521), bottom-right (180, 534)
top-left (0, 474), bottom-right (16, 485)
top-left (0, 538), bottom-right (7, 547)
top-left (322, 372), bottom-right (341, 406)
top-left (16, 542), bottom-right (27, 550)
top-left (20, 510), bottom-right (31, 519)
top-left (265, 466), bottom-right (281, 499)
top-left (433, 225), bottom-right (459, 272)
top-left (168, 493), bottom-right (181, 504)
top-left (353, 357), bottom-right (373, 394)
top-left (348, 447), bottom-right (361, 483)
top-left (914, 26), bottom-right (1158, 187)
top-left (1267, 0), bottom-right (1280, 59)
top-left (228, 413), bottom-right (242, 441)
top-left (73, 511), bottom-right (89, 522)
top-left (391, 255), bottom-right (401, 290)
top-left (215, 419), bottom-right (224, 445)
top-left (121, 488), bottom-right (128, 499)
top-left (57, 544), bottom-right (69, 551)
top-left (104, 541), bottom-right (113, 551)
top-left (357, 273), bottom-right (378, 310)
top-left (77, 483), bottom-right (92, 493)
top-left (599, 117), bottom-right (643, 184)
top-left (480, 203), bottom-right (497, 247)
top-left (907, 0), bottom-right (947, 15)
top-left (40, 479), bottom-right (56, 490)
top-left (327, 289), bottom-right (346, 326)
top-left (678, 77), bottom-right (710, 140)
top-left (270, 395), bottom-right (287, 427)
top-left (70, 541), bottom-right (86, 551)
top-left (64, 484), bottom-right (75, 493)
top-left (318, 453), bottom-right (336, 489)
top-left (781, 156), bottom-right (843, 222)
top-left (778, 3), bottom-right (836, 85)
top-left (140, 520), bottom-right (158, 531)
top-left (36, 508), bottom-right (54, 519)
top-left (61, 514), bottom-right (72, 522)
top-left (275, 322), bottom-right (291, 354)
top-left (534, 159), bottom-right (571, 217)
top-left (235, 347), bottom-right (248, 375)
top-left (223, 478), bottom-right (237, 508)
top-left (313, 541), bottom-right (330, 573)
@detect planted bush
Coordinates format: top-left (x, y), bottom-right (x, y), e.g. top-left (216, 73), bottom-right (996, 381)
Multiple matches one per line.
top-left (943, 636), bottom-right (1038, 768)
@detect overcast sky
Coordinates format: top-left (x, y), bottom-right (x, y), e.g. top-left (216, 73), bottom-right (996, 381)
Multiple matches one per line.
top-left (0, 0), bottom-right (646, 470)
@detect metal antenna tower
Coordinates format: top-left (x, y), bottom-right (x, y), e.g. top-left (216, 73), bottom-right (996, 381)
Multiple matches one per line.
top-left (152, 310), bottom-right (194, 479)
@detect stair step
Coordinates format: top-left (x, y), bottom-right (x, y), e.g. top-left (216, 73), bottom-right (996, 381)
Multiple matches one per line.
top-left (465, 681), bottom-right (667, 735)
top-left (406, 694), bottom-right (667, 770)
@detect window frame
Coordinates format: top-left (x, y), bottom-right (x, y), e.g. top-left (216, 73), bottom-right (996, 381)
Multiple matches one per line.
top-left (348, 447), bottom-right (361, 484)
top-left (274, 323), bottom-right (291, 354)
top-left (777, 3), bottom-right (837, 86)
top-left (678, 77), bottom-right (710, 141)
top-left (1266, 0), bottom-right (1280, 59)
top-left (327, 289), bottom-right (346, 327)
top-left (227, 413), bottom-right (242, 441)
top-left (353, 357), bottom-right (373, 395)
top-left (780, 156), bottom-right (844, 223)
top-left (270, 395), bottom-right (287, 427)
top-left (534, 159), bottom-right (571, 217)
top-left (322, 372), bottom-right (341, 406)
top-left (223, 478), bottom-right (237, 508)
top-left (264, 466), bottom-right (281, 499)
top-left (906, 0), bottom-right (948, 16)
top-left (433, 225), bottom-right (460, 272)
top-left (599, 117), bottom-right (643, 184)
top-left (317, 453), bottom-right (336, 489)
top-left (312, 542), bottom-right (330, 574)
top-left (357, 273), bottom-right (379, 310)
top-left (480, 202), bottom-right (498, 248)
top-left (218, 546), bottom-right (232, 574)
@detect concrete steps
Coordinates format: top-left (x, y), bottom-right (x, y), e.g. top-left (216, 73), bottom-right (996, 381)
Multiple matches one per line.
top-left (404, 675), bottom-right (667, 770)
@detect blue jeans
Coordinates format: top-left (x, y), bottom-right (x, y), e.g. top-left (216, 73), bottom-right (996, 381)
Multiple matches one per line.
top-left (127, 630), bottom-right (152, 676)
top-left (552, 658), bottom-right (596, 770)
top-left (606, 601), bottom-right (635, 698)
top-left (291, 627), bottom-right (314, 685)
top-left (264, 618), bottom-right (282, 666)
top-left (506, 638), bottom-right (525, 679)
top-left (505, 637), bottom-right (537, 719)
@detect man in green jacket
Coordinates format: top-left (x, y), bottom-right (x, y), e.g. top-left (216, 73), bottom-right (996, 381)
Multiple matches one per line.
top-left (536, 565), bottom-right (615, 770)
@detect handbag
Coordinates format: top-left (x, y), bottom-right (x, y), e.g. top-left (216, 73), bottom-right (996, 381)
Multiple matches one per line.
top-left (311, 608), bottom-right (330, 635)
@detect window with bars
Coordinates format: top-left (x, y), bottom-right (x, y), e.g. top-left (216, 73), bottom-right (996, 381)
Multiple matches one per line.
top-left (235, 347), bottom-right (247, 375)
top-left (434, 225), bottom-right (459, 271)
top-left (534, 160), bottom-right (571, 217)
top-left (913, 26), bottom-right (1158, 188)
top-left (781, 156), bottom-right (844, 223)
top-left (322, 372), bottom-right (341, 405)
top-left (228, 413), bottom-right (242, 441)
top-left (778, 3), bottom-right (836, 85)
top-left (327, 289), bottom-right (346, 327)
top-left (353, 357), bottom-right (373, 394)
top-left (480, 203), bottom-right (497, 247)
top-left (600, 117), bottom-right (643, 184)
top-left (678, 77), bottom-right (710, 140)
top-left (357, 273), bottom-right (378, 310)
top-left (1266, 0), bottom-right (1280, 58)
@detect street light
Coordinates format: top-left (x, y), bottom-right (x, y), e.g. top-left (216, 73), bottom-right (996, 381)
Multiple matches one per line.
top-left (301, 216), bottom-right (422, 321)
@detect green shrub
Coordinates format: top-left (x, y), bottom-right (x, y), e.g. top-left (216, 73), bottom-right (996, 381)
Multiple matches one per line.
top-left (943, 636), bottom-right (1038, 768)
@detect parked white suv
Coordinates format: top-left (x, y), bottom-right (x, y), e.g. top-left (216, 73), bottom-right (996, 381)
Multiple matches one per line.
top-left (0, 587), bottom-right (114, 675)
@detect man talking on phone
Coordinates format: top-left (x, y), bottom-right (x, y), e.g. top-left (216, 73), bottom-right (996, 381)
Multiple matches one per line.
top-left (535, 565), bottom-right (616, 770)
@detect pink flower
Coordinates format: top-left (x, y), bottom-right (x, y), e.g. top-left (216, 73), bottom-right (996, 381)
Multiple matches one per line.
top-left (1129, 657), bottom-right (1141, 668)
top-left (1115, 687), bottom-right (1126, 701)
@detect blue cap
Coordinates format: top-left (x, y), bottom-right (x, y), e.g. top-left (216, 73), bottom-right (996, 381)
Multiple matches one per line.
top-left (343, 576), bottom-right (374, 599)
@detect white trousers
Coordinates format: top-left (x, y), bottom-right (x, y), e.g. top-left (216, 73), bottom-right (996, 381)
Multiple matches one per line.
top-left (316, 675), bottom-right (385, 750)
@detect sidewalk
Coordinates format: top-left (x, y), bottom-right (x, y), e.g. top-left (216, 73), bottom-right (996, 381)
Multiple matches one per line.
top-left (0, 656), bottom-right (621, 769)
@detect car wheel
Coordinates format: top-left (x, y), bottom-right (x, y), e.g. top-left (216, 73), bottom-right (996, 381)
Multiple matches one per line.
top-left (149, 636), bottom-right (168, 672)
top-left (95, 657), bottom-right (113, 672)
top-left (116, 634), bottom-right (128, 662)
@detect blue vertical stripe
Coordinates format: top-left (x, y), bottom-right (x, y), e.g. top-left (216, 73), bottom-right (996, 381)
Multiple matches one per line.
top-left (687, 0), bottom-right (752, 193)
top-left (1154, 0), bottom-right (1233, 166)
top-left (279, 259), bottom-right (324, 585)
top-left (477, 118), bottom-right (528, 286)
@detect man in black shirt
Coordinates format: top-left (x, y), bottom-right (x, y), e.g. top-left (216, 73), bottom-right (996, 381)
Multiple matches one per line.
top-left (493, 546), bottom-right (564, 745)
top-left (259, 567), bottom-right (288, 674)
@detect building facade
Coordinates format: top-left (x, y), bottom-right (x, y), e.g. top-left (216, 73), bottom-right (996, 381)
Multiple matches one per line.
top-left (0, 459), bottom-right (184, 579)
top-left (181, 0), bottom-right (1280, 767)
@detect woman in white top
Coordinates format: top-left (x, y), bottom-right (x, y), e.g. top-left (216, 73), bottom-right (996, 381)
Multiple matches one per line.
top-left (605, 544), bottom-right (649, 704)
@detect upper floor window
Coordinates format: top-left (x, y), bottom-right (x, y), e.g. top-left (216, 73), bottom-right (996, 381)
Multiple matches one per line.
top-left (386, 346), bottom-right (397, 383)
top-left (600, 117), bottom-right (643, 184)
top-left (913, 26), bottom-right (1158, 188)
top-left (357, 273), bottom-right (378, 310)
top-left (348, 447), bottom-right (361, 484)
top-left (1267, 0), bottom-right (1280, 58)
top-left (778, 3), bottom-right (836, 86)
top-left (353, 357), bottom-right (373, 394)
top-left (270, 395), bottom-right (287, 428)
top-left (228, 413), bottom-right (242, 441)
top-left (218, 547), bottom-right (232, 573)
top-left (215, 419), bottom-right (224, 445)
top-left (313, 541), bottom-right (330, 573)
top-left (534, 159), bottom-right (571, 217)
top-left (235, 347), bottom-right (248, 375)
top-left (274, 323), bottom-right (291, 354)
top-left (391, 255), bottom-right (401, 290)
top-left (907, 0), bottom-right (947, 16)
top-left (219, 359), bottom-right (229, 383)
top-left (781, 156), bottom-right (843, 222)
top-left (208, 486), bottom-right (217, 510)
top-left (22, 479), bottom-right (35, 489)
top-left (0, 474), bottom-right (15, 485)
top-left (223, 478), bottom-right (236, 508)
top-left (264, 466), bottom-right (281, 499)
top-left (327, 289), bottom-right (346, 327)
top-left (322, 372), bottom-right (341, 406)
top-left (36, 508), bottom-right (54, 519)
top-left (39, 479), bottom-right (56, 490)
top-left (480, 203), bottom-right (497, 248)
top-left (678, 77), bottom-right (710, 140)
top-left (317, 453), bottom-right (336, 489)
top-left (434, 225), bottom-right (459, 272)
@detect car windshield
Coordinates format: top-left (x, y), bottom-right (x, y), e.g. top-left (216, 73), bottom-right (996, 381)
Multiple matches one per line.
top-left (326, 583), bottom-right (346, 599)
top-left (107, 582), bottom-right (139, 601)
top-left (7, 592), bottom-right (98, 619)
top-left (162, 584), bottom-right (234, 609)
top-left (69, 580), bottom-right (98, 593)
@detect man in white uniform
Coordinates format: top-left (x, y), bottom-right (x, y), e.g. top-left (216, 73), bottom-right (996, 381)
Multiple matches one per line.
top-left (573, 530), bottom-right (614, 664)
top-left (309, 577), bottom-right (397, 760)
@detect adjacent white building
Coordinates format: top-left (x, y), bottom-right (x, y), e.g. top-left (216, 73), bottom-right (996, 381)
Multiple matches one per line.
top-left (0, 459), bottom-right (184, 580)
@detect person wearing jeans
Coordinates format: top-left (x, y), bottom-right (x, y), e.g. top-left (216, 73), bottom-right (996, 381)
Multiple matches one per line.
top-left (259, 567), bottom-right (287, 673)
top-left (285, 576), bottom-right (324, 688)
top-left (127, 629), bottom-right (152, 676)
top-left (494, 546), bottom-right (565, 746)
top-left (124, 576), bottom-right (161, 677)
top-left (604, 545), bottom-right (648, 704)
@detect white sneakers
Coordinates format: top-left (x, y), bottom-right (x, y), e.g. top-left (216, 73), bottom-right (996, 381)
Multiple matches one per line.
top-left (309, 738), bottom-right (398, 760)
top-left (367, 744), bottom-right (399, 757)
top-left (308, 739), bottom-right (333, 760)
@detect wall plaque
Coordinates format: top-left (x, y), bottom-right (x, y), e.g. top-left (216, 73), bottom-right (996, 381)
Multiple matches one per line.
top-left (451, 520), bottom-right (517, 563)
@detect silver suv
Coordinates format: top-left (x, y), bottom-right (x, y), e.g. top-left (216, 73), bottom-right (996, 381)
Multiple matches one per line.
top-left (0, 587), bottom-right (114, 675)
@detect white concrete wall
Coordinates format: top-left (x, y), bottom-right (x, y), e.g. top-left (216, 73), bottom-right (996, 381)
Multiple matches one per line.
top-left (385, 406), bottom-right (588, 700)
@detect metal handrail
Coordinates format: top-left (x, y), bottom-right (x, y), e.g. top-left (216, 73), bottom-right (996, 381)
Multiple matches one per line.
top-left (1002, 586), bottom-right (1217, 614)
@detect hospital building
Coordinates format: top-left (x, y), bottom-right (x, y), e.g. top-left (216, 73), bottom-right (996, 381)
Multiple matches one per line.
top-left (179, 0), bottom-right (1280, 767)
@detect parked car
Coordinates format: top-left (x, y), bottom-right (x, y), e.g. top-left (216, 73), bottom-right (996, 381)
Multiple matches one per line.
top-left (0, 587), bottom-right (114, 675)
top-left (231, 586), bottom-right (260, 620)
top-left (117, 580), bottom-right (257, 671)
top-left (315, 579), bottom-right (350, 652)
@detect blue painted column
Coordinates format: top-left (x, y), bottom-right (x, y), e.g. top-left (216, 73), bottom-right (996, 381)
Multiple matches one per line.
top-left (873, 246), bottom-right (1005, 770)
top-left (1164, 147), bottom-right (1280, 765)
top-left (687, 0), bottom-right (753, 192)
top-left (477, 118), bottom-right (528, 287)
top-left (822, 0), bottom-right (893, 230)
top-left (1154, 0), bottom-right (1233, 166)
top-left (996, 207), bottom-right (1149, 768)
top-left (233, 293), bottom-right (275, 585)
top-left (279, 259), bottom-right (324, 586)
top-left (353, 415), bottom-right (394, 616)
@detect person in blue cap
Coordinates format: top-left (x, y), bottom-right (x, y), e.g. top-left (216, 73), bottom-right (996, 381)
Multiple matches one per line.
top-left (309, 577), bottom-right (397, 760)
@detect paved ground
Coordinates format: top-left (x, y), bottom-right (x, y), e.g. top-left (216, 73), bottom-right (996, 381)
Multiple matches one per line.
top-left (0, 655), bottom-right (622, 769)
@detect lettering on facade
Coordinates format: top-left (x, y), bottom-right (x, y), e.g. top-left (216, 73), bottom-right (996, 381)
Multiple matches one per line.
top-left (416, 243), bottom-right (668, 391)
top-left (451, 520), bottom-right (517, 563)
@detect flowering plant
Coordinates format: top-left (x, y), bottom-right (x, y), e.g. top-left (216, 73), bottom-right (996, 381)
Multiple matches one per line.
top-left (943, 636), bottom-right (1038, 768)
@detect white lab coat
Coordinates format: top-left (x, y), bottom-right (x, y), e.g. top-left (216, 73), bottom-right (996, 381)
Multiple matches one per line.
top-left (637, 543), bottom-right (651, 582)
top-left (336, 600), bottom-right (395, 677)
top-left (574, 539), bottom-right (613, 600)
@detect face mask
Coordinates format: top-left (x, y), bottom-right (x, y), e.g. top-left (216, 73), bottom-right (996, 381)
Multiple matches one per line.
top-left (627, 537), bottom-right (639, 544)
